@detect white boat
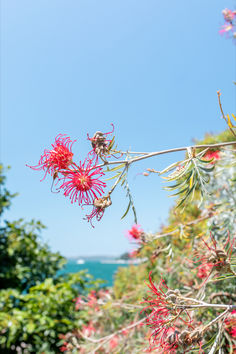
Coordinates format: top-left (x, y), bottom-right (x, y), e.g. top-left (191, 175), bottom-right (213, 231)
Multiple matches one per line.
top-left (76, 259), bottom-right (85, 264)
top-left (101, 259), bottom-right (126, 264)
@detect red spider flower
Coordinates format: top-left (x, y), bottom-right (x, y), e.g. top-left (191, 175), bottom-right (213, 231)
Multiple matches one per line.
top-left (203, 150), bottom-right (220, 164)
top-left (219, 23), bottom-right (233, 35)
top-left (87, 124), bottom-right (122, 162)
top-left (193, 233), bottom-right (236, 286)
top-left (141, 272), bottom-right (193, 353)
top-left (129, 249), bottom-right (139, 258)
top-left (109, 336), bottom-right (119, 350)
top-left (196, 263), bottom-right (212, 279)
top-left (59, 159), bottom-right (106, 205)
top-left (224, 310), bottom-right (236, 339)
top-left (74, 296), bottom-right (83, 310)
top-left (220, 9), bottom-right (236, 38)
top-left (60, 343), bottom-right (68, 352)
top-left (87, 290), bottom-right (98, 309)
top-left (126, 224), bottom-right (144, 242)
top-left (81, 322), bottom-right (96, 337)
top-left (27, 134), bottom-right (75, 181)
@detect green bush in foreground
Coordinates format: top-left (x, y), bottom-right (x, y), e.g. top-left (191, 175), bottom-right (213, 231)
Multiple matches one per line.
top-left (0, 165), bottom-right (100, 353)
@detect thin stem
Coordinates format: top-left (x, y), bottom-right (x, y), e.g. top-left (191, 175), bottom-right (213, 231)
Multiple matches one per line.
top-left (112, 150), bottom-right (150, 155)
top-left (209, 291), bottom-right (236, 301)
top-left (94, 141), bottom-right (236, 169)
top-left (178, 303), bottom-right (235, 310)
top-left (217, 91), bottom-right (236, 138)
top-left (203, 308), bottom-right (230, 332)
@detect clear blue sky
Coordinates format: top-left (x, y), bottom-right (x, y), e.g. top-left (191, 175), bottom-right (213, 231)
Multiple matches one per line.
top-left (1, 0), bottom-right (235, 257)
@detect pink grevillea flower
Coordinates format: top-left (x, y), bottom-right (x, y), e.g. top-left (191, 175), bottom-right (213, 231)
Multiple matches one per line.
top-left (97, 289), bottom-right (110, 299)
top-left (74, 296), bottom-right (83, 310)
top-left (220, 9), bottom-right (236, 39)
top-left (27, 134), bottom-right (75, 181)
top-left (193, 233), bottom-right (235, 286)
top-left (224, 310), bottom-right (236, 339)
top-left (126, 224), bottom-right (144, 242)
top-left (59, 159), bottom-right (106, 205)
top-left (85, 205), bottom-right (105, 226)
top-left (81, 322), bottom-right (96, 337)
top-left (222, 9), bottom-right (236, 23)
top-left (129, 249), bottom-right (138, 258)
top-left (87, 290), bottom-right (99, 310)
top-left (109, 336), bottom-right (119, 350)
top-left (141, 272), bottom-right (193, 353)
top-left (219, 23), bottom-right (233, 35)
top-left (197, 263), bottom-right (212, 279)
top-left (59, 343), bottom-right (68, 352)
top-left (203, 150), bottom-right (220, 164)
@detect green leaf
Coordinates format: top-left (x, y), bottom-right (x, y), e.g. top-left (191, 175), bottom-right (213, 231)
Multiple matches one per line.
top-left (169, 186), bottom-right (189, 197)
top-left (104, 172), bottom-right (122, 181)
top-left (121, 200), bottom-right (131, 219)
top-left (158, 160), bottom-right (185, 175)
top-left (191, 334), bottom-right (217, 352)
top-left (199, 165), bottom-right (215, 173)
top-left (196, 157), bottom-right (214, 164)
top-left (106, 163), bottom-right (126, 172)
top-left (176, 184), bottom-right (196, 208)
top-left (210, 273), bottom-right (236, 282)
top-left (108, 136), bottom-right (115, 150)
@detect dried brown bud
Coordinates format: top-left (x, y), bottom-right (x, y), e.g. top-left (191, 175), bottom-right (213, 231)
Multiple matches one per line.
top-left (90, 131), bottom-right (110, 157)
top-left (167, 330), bottom-right (180, 345)
top-left (94, 196), bottom-right (112, 210)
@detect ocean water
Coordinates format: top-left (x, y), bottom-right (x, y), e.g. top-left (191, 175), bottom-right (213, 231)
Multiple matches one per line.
top-left (61, 259), bottom-right (129, 287)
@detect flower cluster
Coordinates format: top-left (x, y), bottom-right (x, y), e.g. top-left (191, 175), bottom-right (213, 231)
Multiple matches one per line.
top-left (73, 289), bottom-right (111, 313)
top-left (193, 233), bottom-right (236, 285)
top-left (220, 8), bottom-right (236, 40)
top-left (27, 127), bottom-right (118, 226)
top-left (141, 273), bottom-right (199, 353)
top-left (60, 289), bottom-right (125, 353)
top-left (203, 149), bottom-right (220, 164)
top-left (225, 310), bottom-right (236, 339)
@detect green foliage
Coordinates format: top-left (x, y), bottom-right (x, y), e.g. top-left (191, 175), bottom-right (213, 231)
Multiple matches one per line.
top-left (0, 166), bottom-right (101, 352)
top-left (0, 219), bottom-right (65, 292)
top-left (195, 129), bottom-right (235, 146)
top-left (0, 272), bottom-right (95, 353)
top-left (0, 165), bottom-right (17, 216)
top-left (113, 264), bottom-right (147, 300)
top-left (161, 152), bottom-right (214, 208)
